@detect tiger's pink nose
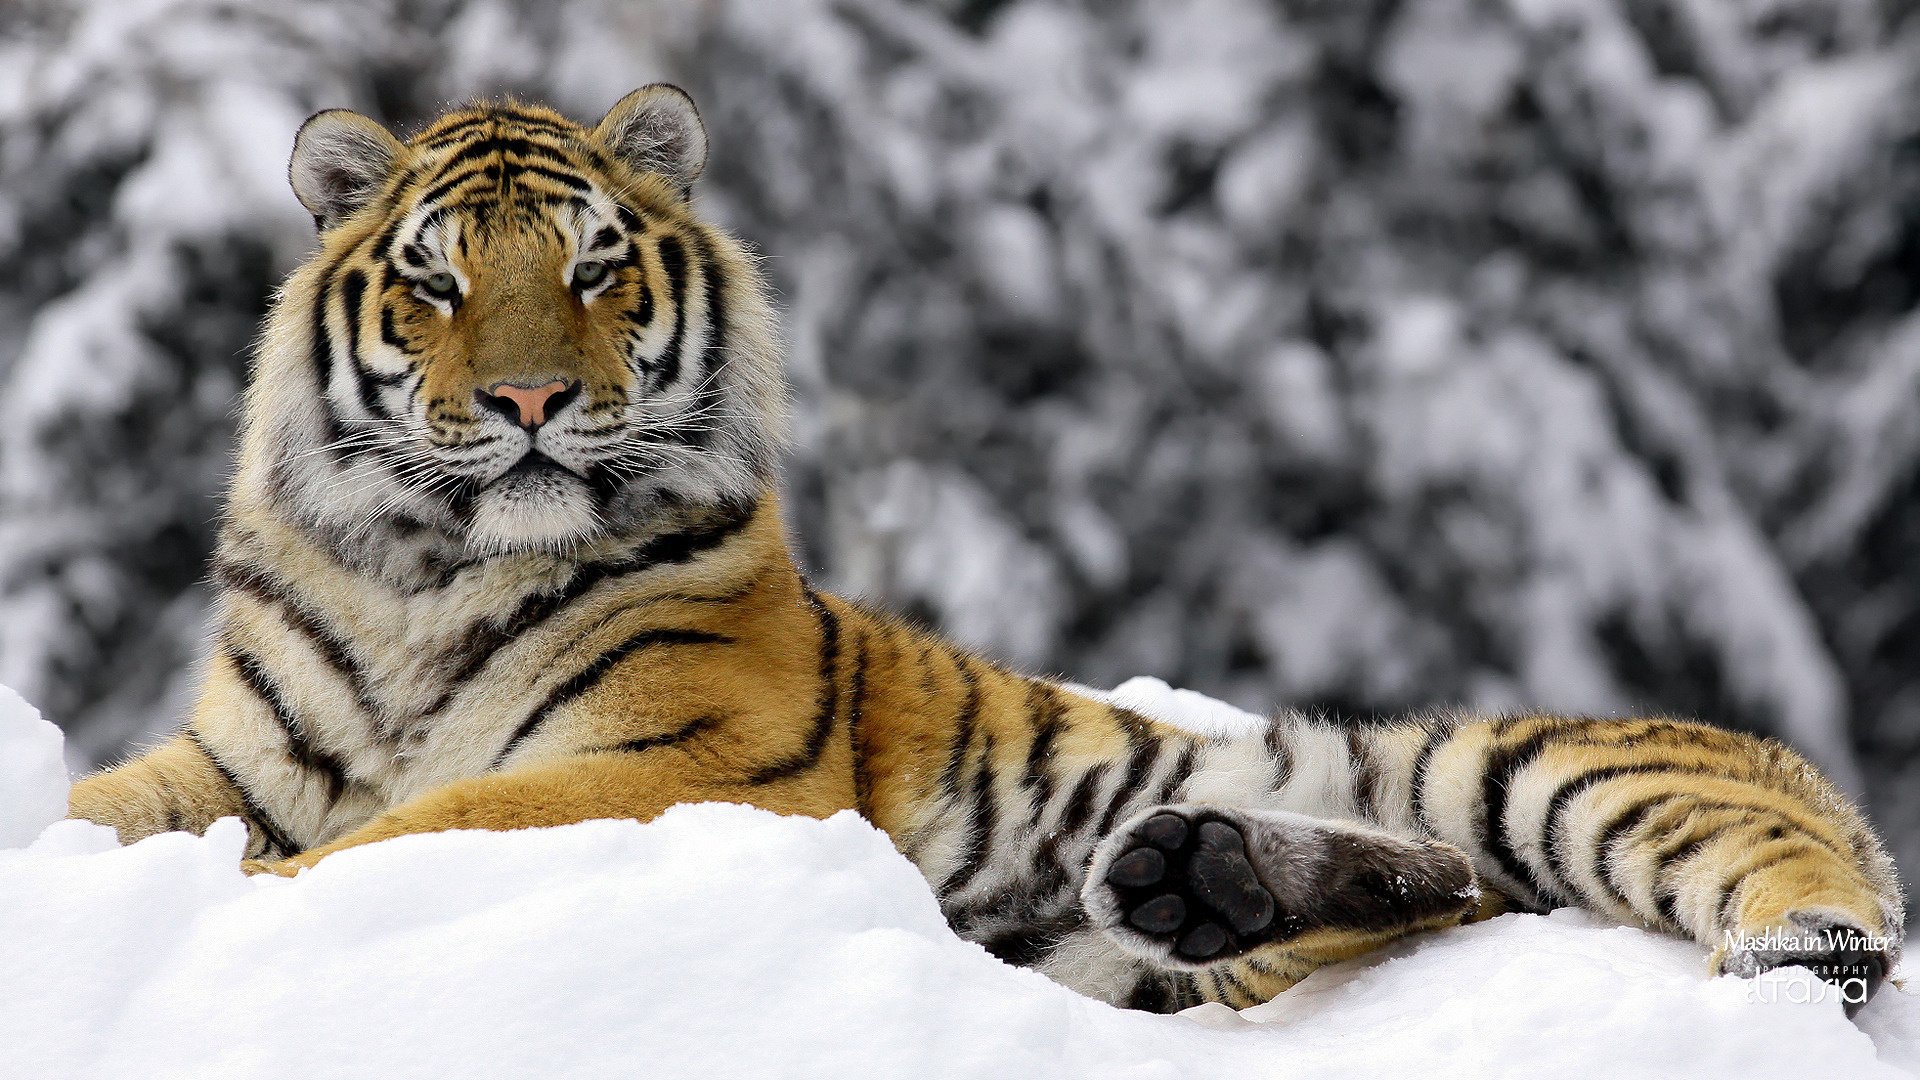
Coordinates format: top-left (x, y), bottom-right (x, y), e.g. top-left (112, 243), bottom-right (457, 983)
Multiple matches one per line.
top-left (476, 380), bottom-right (578, 429)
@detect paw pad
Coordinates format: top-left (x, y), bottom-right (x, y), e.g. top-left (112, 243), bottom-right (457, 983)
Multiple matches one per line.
top-left (1104, 810), bottom-right (1282, 963)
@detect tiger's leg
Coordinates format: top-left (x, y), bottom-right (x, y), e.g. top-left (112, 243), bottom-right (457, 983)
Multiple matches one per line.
top-left (1418, 715), bottom-right (1904, 1016)
top-left (1081, 803), bottom-right (1479, 1005)
top-left (68, 731), bottom-right (298, 859)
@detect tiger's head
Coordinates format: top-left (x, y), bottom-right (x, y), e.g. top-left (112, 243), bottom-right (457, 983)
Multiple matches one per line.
top-left (241, 86), bottom-right (784, 565)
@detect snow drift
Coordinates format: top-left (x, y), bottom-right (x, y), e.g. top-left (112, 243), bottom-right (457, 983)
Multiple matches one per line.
top-left (4, 682), bottom-right (1916, 1079)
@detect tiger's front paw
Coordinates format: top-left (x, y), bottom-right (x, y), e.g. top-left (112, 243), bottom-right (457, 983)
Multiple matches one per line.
top-left (1718, 912), bottom-right (1897, 1018)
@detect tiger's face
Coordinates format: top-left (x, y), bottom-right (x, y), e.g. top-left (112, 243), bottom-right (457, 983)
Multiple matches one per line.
top-left (254, 87), bottom-right (784, 562)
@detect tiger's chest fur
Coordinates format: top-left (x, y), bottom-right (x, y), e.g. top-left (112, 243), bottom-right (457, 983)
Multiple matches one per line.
top-left (201, 493), bottom-right (776, 845)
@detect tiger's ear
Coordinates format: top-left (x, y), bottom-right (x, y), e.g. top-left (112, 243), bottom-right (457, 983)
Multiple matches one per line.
top-left (289, 109), bottom-right (403, 231)
top-left (593, 84), bottom-right (708, 195)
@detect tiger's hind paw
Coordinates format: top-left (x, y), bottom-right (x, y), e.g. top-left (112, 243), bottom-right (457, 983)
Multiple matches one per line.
top-left (1098, 810), bottom-right (1282, 963)
top-left (1083, 804), bottom-right (1477, 968)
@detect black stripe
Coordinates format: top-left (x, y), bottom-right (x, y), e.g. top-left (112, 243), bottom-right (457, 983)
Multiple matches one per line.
top-left (1151, 743), bottom-right (1199, 806)
top-left (628, 274), bottom-right (655, 328)
top-left (1537, 762), bottom-right (1717, 902)
top-left (1594, 792), bottom-right (1691, 914)
top-left (938, 732), bottom-right (999, 895)
top-left (1244, 955), bottom-right (1289, 978)
top-left (1056, 762), bottom-right (1110, 837)
top-left (372, 214), bottom-right (410, 265)
top-left (608, 714), bottom-right (719, 756)
top-left (413, 206), bottom-right (453, 246)
top-left (429, 497), bottom-right (758, 701)
top-left (1408, 722), bottom-right (1451, 833)
top-left (493, 627), bottom-right (732, 768)
top-left (1028, 761), bottom-right (1111, 889)
top-left (213, 558), bottom-right (386, 725)
top-left (1095, 731), bottom-right (1163, 837)
top-left (1021, 682), bottom-right (1064, 790)
top-left (1174, 973), bottom-right (1202, 1011)
top-left (1688, 800), bottom-right (1844, 857)
top-left (591, 224), bottom-right (621, 250)
top-left (184, 728), bottom-right (297, 858)
top-left (378, 305), bottom-right (419, 357)
top-left (514, 162), bottom-right (593, 192)
top-left (1596, 792), bottom-right (1846, 920)
top-left (1125, 975), bottom-right (1172, 1013)
top-left (1215, 966), bottom-right (1255, 1008)
top-left (650, 234), bottom-right (688, 390)
top-left (639, 576), bottom-right (765, 608)
top-left (981, 925), bottom-right (1067, 969)
top-left (1650, 824), bottom-right (1728, 931)
top-left (311, 262), bottom-right (336, 396)
top-left (337, 269), bottom-right (389, 419)
top-left (747, 588), bottom-right (841, 785)
top-left (1110, 704), bottom-right (1157, 751)
top-left (228, 646), bottom-right (349, 802)
top-left (951, 885), bottom-right (1081, 942)
top-left (437, 134), bottom-right (580, 175)
top-left (307, 247), bottom-right (357, 446)
top-left (1611, 719), bottom-right (1702, 750)
top-left (684, 229), bottom-right (727, 449)
top-left (1021, 682), bottom-right (1065, 826)
top-left (1348, 730), bottom-right (1380, 822)
top-left (1613, 801), bottom-right (1771, 920)
top-left (417, 164), bottom-right (496, 210)
top-left (1266, 718), bottom-right (1296, 793)
top-left (498, 190), bottom-right (591, 214)
top-left (940, 656), bottom-right (983, 796)
top-left (847, 630), bottom-right (873, 816)
top-left (1479, 721), bottom-right (1596, 904)
top-left (421, 111), bottom-right (577, 147)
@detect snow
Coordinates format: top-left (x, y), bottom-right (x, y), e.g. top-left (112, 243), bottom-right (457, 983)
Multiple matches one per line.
top-left (0, 682), bottom-right (67, 849)
top-left (5, 680), bottom-right (1917, 1079)
top-left (1078, 675), bottom-right (1271, 740)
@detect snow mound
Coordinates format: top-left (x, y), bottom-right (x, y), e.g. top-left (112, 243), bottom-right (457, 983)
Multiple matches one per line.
top-left (0, 681), bottom-right (69, 848)
top-left (1072, 675), bottom-right (1271, 739)
top-left (5, 685), bottom-right (1916, 1079)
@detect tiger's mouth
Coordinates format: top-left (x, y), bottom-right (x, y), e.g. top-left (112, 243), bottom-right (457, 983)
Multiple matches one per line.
top-left (497, 449), bottom-right (578, 483)
top-left (466, 447), bottom-right (602, 553)
top-left (483, 448), bottom-right (590, 508)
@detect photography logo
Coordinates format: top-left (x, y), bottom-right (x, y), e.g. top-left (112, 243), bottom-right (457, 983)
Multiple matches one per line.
top-left (1729, 927), bottom-right (1893, 1007)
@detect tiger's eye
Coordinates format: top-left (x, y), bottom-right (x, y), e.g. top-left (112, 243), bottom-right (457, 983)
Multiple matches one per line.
top-left (572, 261), bottom-right (610, 289)
top-left (421, 272), bottom-right (458, 299)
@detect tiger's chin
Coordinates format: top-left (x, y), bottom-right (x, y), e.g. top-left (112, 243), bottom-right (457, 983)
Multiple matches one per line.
top-left (465, 461), bottom-right (603, 556)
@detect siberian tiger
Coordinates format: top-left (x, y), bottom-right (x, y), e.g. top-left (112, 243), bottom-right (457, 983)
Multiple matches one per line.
top-left (68, 85), bottom-right (1903, 1016)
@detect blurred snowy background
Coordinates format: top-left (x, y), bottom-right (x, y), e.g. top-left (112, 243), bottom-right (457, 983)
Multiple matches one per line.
top-left (2, 0), bottom-right (1918, 892)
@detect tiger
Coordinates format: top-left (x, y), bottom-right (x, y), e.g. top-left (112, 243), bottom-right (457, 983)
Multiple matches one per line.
top-left (67, 84), bottom-right (1904, 1018)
